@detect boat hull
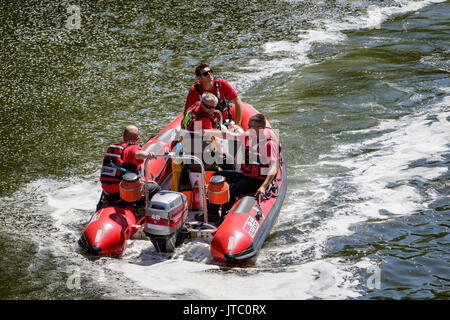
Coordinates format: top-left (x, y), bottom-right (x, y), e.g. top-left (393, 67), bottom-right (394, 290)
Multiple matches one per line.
top-left (210, 154), bottom-right (287, 265)
top-left (79, 101), bottom-right (287, 264)
top-left (78, 205), bottom-right (137, 256)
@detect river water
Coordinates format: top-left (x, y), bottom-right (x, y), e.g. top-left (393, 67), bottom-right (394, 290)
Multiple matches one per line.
top-left (0, 0), bottom-right (448, 300)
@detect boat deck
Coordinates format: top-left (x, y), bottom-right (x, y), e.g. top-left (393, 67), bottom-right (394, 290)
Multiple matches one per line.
top-left (156, 171), bottom-right (209, 224)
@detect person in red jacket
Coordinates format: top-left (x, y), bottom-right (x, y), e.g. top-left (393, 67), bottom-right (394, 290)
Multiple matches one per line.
top-left (184, 63), bottom-right (243, 131)
top-left (182, 92), bottom-right (229, 169)
top-left (182, 93), bottom-right (231, 224)
top-left (204, 113), bottom-right (280, 214)
top-left (98, 125), bottom-right (159, 208)
top-left (182, 92), bottom-right (220, 132)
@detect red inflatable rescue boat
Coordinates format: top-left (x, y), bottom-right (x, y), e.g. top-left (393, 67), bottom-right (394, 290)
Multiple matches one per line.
top-left (79, 102), bottom-right (287, 265)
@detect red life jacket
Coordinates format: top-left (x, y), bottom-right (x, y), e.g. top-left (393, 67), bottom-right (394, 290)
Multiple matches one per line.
top-left (194, 79), bottom-right (233, 121)
top-left (194, 79), bottom-right (221, 101)
top-left (182, 101), bottom-right (219, 131)
top-left (241, 129), bottom-right (282, 180)
top-left (100, 142), bottom-right (140, 193)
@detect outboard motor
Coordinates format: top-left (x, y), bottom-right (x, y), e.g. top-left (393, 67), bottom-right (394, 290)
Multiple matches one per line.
top-left (144, 191), bottom-right (188, 252)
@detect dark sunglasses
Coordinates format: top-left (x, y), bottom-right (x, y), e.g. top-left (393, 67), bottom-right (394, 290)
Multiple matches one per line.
top-left (202, 101), bottom-right (216, 109)
top-left (200, 69), bottom-right (213, 77)
top-left (248, 123), bottom-right (264, 129)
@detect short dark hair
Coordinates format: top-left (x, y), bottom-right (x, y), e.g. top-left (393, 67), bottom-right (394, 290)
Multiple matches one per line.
top-left (195, 63), bottom-right (211, 76)
top-left (249, 113), bottom-right (266, 128)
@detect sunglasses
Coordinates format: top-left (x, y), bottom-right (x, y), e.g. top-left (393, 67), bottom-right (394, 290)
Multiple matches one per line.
top-left (200, 69), bottom-right (213, 77)
top-left (202, 101), bottom-right (216, 109)
top-left (248, 123), bottom-right (264, 129)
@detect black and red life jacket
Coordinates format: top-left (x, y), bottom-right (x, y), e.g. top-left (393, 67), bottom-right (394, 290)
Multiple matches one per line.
top-left (194, 79), bottom-right (233, 121)
top-left (181, 101), bottom-right (219, 131)
top-left (99, 142), bottom-right (140, 186)
top-left (241, 129), bottom-right (282, 180)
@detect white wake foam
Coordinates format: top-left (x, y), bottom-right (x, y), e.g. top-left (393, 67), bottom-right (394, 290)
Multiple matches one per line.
top-left (272, 94), bottom-right (449, 265)
top-left (107, 257), bottom-right (361, 299)
top-left (46, 178), bottom-right (101, 232)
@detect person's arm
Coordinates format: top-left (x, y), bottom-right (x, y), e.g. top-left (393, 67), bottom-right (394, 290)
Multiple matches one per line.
top-left (135, 150), bottom-right (157, 161)
top-left (256, 140), bottom-right (278, 196)
top-left (256, 160), bottom-right (277, 197)
top-left (203, 129), bottom-right (239, 140)
top-left (230, 95), bottom-right (243, 127)
top-left (220, 80), bottom-right (242, 129)
top-left (184, 87), bottom-right (199, 116)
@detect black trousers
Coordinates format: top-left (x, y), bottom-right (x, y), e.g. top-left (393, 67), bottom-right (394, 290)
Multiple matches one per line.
top-left (216, 171), bottom-right (263, 200)
top-left (209, 171), bottom-right (263, 217)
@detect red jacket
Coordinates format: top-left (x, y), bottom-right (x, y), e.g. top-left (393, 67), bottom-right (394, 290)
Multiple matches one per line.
top-left (184, 79), bottom-right (237, 121)
top-left (182, 102), bottom-right (219, 131)
top-left (100, 142), bottom-right (142, 194)
top-left (240, 130), bottom-right (281, 180)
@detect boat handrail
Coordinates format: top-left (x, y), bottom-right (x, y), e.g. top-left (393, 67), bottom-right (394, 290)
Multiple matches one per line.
top-left (143, 151), bottom-right (209, 224)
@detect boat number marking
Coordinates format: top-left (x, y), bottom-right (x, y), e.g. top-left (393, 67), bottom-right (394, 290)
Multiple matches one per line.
top-left (243, 216), bottom-right (259, 239)
top-left (227, 236), bottom-right (234, 250)
top-left (146, 223), bottom-right (164, 230)
top-left (94, 229), bottom-right (102, 244)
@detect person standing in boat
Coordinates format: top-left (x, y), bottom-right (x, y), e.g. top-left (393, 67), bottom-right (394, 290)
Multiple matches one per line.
top-left (185, 63), bottom-right (243, 131)
top-left (204, 113), bottom-right (280, 212)
top-left (98, 125), bottom-right (160, 210)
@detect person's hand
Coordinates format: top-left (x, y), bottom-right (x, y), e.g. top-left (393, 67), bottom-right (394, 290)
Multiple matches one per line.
top-left (147, 152), bottom-right (157, 160)
top-left (255, 185), bottom-right (266, 198)
top-left (227, 124), bottom-right (239, 132)
top-left (222, 152), bottom-right (234, 164)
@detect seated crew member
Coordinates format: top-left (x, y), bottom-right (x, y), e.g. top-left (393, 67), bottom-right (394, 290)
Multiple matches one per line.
top-left (98, 125), bottom-right (160, 210)
top-left (182, 92), bottom-right (229, 170)
top-left (184, 63), bottom-right (243, 131)
top-left (203, 113), bottom-right (280, 216)
top-left (182, 92), bottom-right (230, 224)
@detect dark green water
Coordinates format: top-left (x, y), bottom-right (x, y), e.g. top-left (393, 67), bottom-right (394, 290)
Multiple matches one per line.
top-left (0, 0), bottom-right (448, 299)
